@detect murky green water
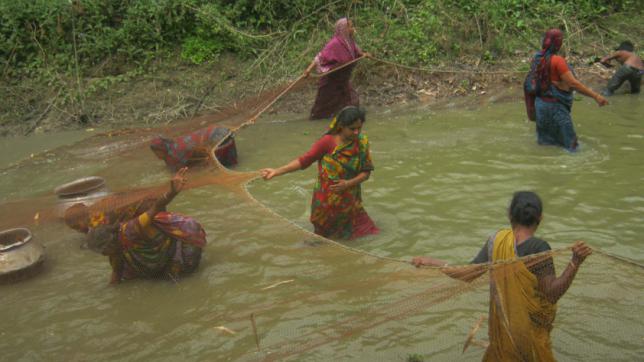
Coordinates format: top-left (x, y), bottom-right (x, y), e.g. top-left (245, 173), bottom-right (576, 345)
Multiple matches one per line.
top-left (0, 130), bottom-right (88, 169)
top-left (1, 96), bottom-right (643, 361)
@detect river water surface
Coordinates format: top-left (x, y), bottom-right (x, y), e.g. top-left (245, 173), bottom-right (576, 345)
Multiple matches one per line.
top-left (1, 95), bottom-right (642, 361)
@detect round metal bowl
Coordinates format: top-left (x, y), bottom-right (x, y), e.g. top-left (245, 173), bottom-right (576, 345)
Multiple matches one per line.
top-left (54, 176), bottom-right (106, 198)
top-left (0, 228), bottom-right (45, 283)
top-left (54, 176), bottom-right (109, 218)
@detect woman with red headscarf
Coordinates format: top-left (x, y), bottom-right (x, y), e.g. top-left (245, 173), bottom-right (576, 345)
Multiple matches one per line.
top-left (524, 29), bottom-right (608, 151)
top-left (304, 18), bottom-right (369, 120)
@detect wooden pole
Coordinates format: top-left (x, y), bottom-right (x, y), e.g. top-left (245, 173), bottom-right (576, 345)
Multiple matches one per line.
top-left (250, 313), bottom-right (260, 352)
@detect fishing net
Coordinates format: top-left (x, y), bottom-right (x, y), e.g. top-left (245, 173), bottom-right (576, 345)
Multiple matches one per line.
top-left (1, 56), bottom-right (642, 361)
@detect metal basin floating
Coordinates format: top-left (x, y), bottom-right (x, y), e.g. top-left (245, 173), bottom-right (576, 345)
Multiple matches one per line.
top-left (54, 176), bottom-right (106, 197)
top-left (0, 228), bottom-right (45, 283)
top-left (54, 176), bottom-right (109, 218)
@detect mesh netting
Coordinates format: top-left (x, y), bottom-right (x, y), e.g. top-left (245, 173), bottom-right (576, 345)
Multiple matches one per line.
top-left (1, 56), bottom-right (642, 361)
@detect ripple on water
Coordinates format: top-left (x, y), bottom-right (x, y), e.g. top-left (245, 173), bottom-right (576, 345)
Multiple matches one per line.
top-left (1, 100), bottom-right (643, 360)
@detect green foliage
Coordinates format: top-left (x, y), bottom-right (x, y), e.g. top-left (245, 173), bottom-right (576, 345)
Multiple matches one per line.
top-left (84, 68), bottom-right (142, 96)
top-left (0, 0), bottom-right (640, 78)
top-left (181, 36), bottom-right (223, 64)
top-left (387, 2), bottom-right (443, 63)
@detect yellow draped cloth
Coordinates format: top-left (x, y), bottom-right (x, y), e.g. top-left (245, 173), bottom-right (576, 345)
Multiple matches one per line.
top-left (483, 229), bottom-right (557, 362)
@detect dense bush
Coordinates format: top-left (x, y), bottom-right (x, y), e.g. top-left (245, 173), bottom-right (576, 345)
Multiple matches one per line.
top-left (0, 0), bottom-right (639, 78)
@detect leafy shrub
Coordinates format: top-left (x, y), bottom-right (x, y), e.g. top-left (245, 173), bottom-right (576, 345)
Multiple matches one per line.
top-left (181, 36), bottom-right (223, 64)
top-left (0, 0), bottom-right (640, 77)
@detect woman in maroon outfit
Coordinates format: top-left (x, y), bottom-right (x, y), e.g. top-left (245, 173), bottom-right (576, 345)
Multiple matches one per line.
top-left (305, 18), bottom-right (368, 120)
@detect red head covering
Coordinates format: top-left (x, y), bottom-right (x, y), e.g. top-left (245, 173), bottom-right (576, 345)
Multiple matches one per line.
top-left (542, 28), bottom-right (563, 53)
top-left (536, 29), bottom-right (564, 91)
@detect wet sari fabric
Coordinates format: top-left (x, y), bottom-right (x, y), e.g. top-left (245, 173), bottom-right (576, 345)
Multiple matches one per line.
top-left (484, 229), bottom-right (557, 362)
top-left (525, 29), bottom-right (578, 151)
top-left (110, 211), bottom-right (206, 282)
top-left (88, 195), bottom-right (156, 229)
top-left (308, 133), bottom-right (378, 239)
top-left (150, 125), bottom-right (237, 170)
top-left (310, 18), bottom-right (362, 120)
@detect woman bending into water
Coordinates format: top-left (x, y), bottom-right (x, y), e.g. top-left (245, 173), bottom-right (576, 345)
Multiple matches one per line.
top-left (150, 124), bottom-right (238, 171)
top-left (64, 194), bottom-right (156, 235)
top-left (86, 168), bottom-right (207, 284)
top-left (261, 106), bottom-right (379, 240)
top-left (304, 18), bottom-right (369, 120)
top-left (412, 191), bottom-right (591, 361)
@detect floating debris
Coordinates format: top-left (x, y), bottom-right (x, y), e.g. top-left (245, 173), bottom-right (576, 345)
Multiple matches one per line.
top-left (261, 279), bottom-right (294, 290)
top-left (215, 326), bottom-right (236, 335)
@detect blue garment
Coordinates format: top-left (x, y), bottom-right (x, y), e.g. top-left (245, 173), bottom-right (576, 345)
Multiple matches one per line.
top-left (535, 97), bottom-right (578, 151)
top-left (523, 53), bottom-right (541, 95)
top-left (529, 51), bottom-right (578, 151)
top-left (524, 52), bottom-right (575, 122)
top-left (547, 84), bottom-right (574, 110)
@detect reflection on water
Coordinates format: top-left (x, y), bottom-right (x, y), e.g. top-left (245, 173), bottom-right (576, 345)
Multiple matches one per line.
top-left (1, 96), bottom-right (643, 361)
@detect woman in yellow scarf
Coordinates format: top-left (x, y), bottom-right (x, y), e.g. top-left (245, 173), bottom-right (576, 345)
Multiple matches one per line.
top-left (412, 191), bottom-right (592, 361)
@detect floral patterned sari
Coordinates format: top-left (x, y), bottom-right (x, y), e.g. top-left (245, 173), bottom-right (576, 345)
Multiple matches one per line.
top-left (310, 133), bottom-right (378, 239)
top-left (87, 195), bottom-right (156, 229)
top-left (109, 211), bottom-right (206, 282)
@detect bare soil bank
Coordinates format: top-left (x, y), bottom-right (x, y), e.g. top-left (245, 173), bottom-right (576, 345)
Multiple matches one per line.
top-left (0, 55), bottom-right (618, 137)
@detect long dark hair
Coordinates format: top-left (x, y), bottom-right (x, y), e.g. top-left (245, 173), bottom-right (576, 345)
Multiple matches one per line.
top-left (508, 191), bottom-right (543, 227)
top-left (328, 106), bottom-right (366, 134)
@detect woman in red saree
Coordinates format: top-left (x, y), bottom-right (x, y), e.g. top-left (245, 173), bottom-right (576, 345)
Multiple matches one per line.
top-left (305, 18), bottom-right (368, 120)
top-left (261, 106), bottom-right (379, 240)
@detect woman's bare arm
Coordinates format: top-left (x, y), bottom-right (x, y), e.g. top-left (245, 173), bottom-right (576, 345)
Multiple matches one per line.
top-left (537, 241), bottom-right (592, 304)
top-left (411, 256), bottom-right (487, 282)
top-left (147, 167), bottom-right (188, 217)
top-left (560, 71), bottom-right (608, 106)
top-left (260, 159), bottom-right (303, 180)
